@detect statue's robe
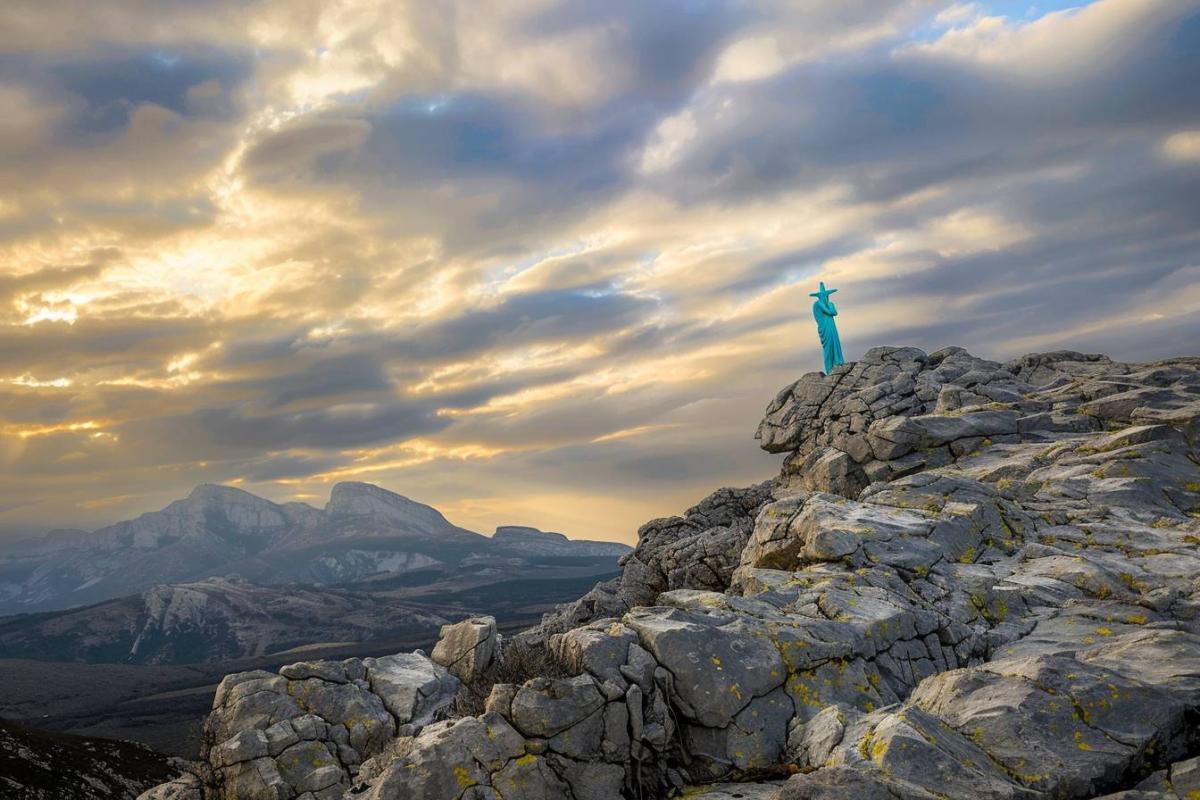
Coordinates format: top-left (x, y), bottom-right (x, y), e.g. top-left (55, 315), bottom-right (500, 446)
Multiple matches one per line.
top-left (812, 298), bottom-right (844, 374)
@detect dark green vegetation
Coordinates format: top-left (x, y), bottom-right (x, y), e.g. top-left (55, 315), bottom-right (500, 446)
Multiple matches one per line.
top-left (0, 718), bottom-right (179, 799)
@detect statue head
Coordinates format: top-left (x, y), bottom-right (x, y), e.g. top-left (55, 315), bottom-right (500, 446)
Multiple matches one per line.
top-left (809, 281), bottom-right (838, 302)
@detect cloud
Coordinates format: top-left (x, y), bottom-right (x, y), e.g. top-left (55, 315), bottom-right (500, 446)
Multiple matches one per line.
top-left (47, 49), bottom-right (249, 138)
top-left (187, 400), bottom-right (447, 450)
top-left (243, 117), bottom-right (372, 182)
top-left (0, 258), bottom-right (109, 308)
top-left (905, 0), bottom-right (1195, 82)
top-left (0, 0), bottom-right (1198, 541)
top-left (1161, 130), bottom-right (1200, 162)
top-left (0, 1), bottom-right (259, 54)
top-left (396, 288), bottom-right (656, 361)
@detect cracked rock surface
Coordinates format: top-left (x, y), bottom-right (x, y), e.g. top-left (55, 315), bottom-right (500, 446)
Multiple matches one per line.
top-left (152, 652), bottom-right (459, 800)
top-left (431, 616), bottom-right (501, 682)
top-left (141, 346), bottom-right (1200, 800)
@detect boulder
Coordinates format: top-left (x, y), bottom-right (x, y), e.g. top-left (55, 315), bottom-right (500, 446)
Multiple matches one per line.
top-left (625, 606), bottom-right (785, 729)
top-left (355, 713), bottom-right (526, 799)
top-left (527, 483), bottom-right (774, 640)
top-left (135, 774), bottom-right (203, 800)
top-left (509, 675), bottom-right (605, 738)
top-left (197, 652), bottom-right (458, 799)
top-left (364, 652), bottom-right (459, 725)
top-left (431, 616), bottom-right (500, 682)
top-left (781, 447), bottom-right (869, 499)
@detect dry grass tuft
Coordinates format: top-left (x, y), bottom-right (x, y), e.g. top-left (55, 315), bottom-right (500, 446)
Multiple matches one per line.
top-left (452, 640), bottom-right (578, 717)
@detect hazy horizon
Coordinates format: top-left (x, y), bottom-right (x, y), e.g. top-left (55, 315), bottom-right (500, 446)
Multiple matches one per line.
top-left (0, 477), bottom-right (652, 544)
top-left (2, 0), bottom-right (1199, 544)
top-left (6, 334), bottom-right (1198, 546)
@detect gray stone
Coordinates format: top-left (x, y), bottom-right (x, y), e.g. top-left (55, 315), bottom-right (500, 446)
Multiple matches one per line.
top-left (274, 740), bottom-right (343, 794)
top-left (509, 675), bottom-right (605, 738)
top-left (552, 758), bottom-right (625, 800)
top-left (490, 752), bottom-right (571, 800)
top-left (550, 619), bottom-right (638, 684)
top-left (263, 720), bottom-right (299, 757)
top-left (625, 606), bottom-right (785, 728)
top-left (529, 483), bottom-right (775, 639)
top-left (484, 682), bottom-right (518, 717)
top-left (363, 651), bottom-right (459, 725)
top-left (135, 774), bottom-right (203, 800)
top-left (790, 704), bottom-right (848, 769)
top-left (359, 714), bottom-right (525, 799)
top-left (725, 686), bottom-right (793, 770)
top-left (782, 447), bottom-right (869, 499)
top-left (430, 616), bottom-right (500, 682)
top-left (676, 783), bottom-right (784, 799)
top-left (211, 729), bottom-right (268, 768)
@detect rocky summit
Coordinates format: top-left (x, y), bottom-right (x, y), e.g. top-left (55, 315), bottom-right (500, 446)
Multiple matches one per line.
top-left (137, 345), bottom-right (1200, 800)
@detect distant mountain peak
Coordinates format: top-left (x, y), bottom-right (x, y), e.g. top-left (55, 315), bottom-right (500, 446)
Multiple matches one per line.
top-left (493, 525), bottom-right (569, 543)
top-left (491, 525), bottom-right (631, 557)
top-left (329, 481), bottom-right (412, 501)
top-left (186, 483), bottom-right (277, 505)
top-left (325, 482), bottom-right (457, 534)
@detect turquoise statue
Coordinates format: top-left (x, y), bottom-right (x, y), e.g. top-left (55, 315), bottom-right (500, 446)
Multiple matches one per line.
top-left (810, 281), bottom-right (844, 374)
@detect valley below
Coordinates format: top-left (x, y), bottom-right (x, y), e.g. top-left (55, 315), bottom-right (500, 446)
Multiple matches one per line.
top-left (0, 564), bottom-right (617, 757)
top-left (0, 482), bottom-right (625, 760)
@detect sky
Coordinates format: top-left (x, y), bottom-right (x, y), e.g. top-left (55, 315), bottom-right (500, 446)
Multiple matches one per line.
top-left (0, 0), bottom-right (1198, 543)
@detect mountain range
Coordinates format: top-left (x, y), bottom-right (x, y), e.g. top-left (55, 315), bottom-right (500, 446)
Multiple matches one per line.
top-left (0, 481), bottom-right (629, 618)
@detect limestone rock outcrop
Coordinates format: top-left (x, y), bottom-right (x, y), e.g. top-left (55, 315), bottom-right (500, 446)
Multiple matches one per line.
top-left (141, 346), bottom-right (1200, 800)
top-left (431, 616), bottom-right (501, 682)
top-left (525, 482), bottom-right (775, 641)
top-left (170, 652), bottom-right (458, 800)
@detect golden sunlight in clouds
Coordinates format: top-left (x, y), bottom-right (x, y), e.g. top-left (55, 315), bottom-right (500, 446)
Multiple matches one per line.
top-left (6, 421), bottom-right (104, 439)
top-left (1161, 131), bottom-right (1200, 162)
top-left (0, 0), bottom-right (1196, 540)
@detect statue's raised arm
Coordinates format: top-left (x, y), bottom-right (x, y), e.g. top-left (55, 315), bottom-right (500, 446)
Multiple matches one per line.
top-left (810, 281), bottom-right (845, 374)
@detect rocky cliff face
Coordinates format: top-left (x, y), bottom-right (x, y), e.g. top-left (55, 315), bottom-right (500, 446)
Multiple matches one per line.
top-left (138, 346), bottom-right (1200, 800)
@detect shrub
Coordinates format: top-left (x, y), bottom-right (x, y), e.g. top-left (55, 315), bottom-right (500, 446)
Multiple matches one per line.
top-left (452, 639), bottom-right (579, 717)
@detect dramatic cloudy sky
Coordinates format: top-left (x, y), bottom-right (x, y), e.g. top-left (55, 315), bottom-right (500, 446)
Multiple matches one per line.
top-left (1, 0), bottom-right (1198, 542)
